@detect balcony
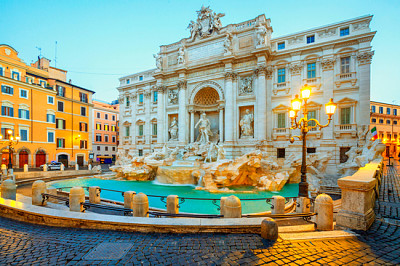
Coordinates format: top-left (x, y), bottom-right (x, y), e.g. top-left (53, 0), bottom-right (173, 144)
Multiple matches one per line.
top-left (303, 77), bottom-right (321, 90)
top-left (122, 136), bottom-right (132, 145)
top-left (136, 135), bottom-right (145, 144)
top-left (272, 81), bottom-right (291, 96)
top-left (272, 128), bottom-right (290, 140)
top-left (308, 126), bottom-right (322, 138)
top-left (335, 72), bottom-right (357, 88)
top-left (334, 124), bottom-right (357, 138)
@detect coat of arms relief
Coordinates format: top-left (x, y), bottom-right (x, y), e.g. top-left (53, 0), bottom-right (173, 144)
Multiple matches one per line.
top-left (187, 6), bottom-right (225, 42)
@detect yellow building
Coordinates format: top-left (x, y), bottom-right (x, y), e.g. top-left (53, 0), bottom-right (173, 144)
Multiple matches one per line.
top-left (0, 44), bottom-right (94, 168)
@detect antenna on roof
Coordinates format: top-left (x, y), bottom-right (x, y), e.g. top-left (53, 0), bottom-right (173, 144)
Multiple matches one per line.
top-left (35, 46), bottom-right (42, 58)
top-left (54, 41), bottom-right (58, 68)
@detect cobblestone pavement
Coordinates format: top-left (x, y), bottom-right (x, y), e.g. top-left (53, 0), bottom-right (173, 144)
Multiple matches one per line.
top-left (1, 163), bottom-right (400, 265)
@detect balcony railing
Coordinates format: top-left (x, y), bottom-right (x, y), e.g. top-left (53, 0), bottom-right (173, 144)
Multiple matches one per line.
top-left (337, 72), bottom-right (355, 80)
top-left (274, 128), bottom-right (288, 134)
top-left (334, 124), bottom-right (357, 137)
top-left (122, 136), bottom-right (132, 144)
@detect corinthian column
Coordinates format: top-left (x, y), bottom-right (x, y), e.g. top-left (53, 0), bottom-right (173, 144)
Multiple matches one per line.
top-left (224, 72), bottom-right (236, 143)
top-left (156, 85), bottom-right (166, 144)
top-left (219, 106), bottom-right (224, 142)
top-left (178, 80), bottom-right (188, 144)
top-left (255, 66), bottom-right (267, 141)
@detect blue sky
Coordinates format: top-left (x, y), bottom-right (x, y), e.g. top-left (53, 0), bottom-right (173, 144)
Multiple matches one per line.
top-left (1, 0), bottom-right (399, 103)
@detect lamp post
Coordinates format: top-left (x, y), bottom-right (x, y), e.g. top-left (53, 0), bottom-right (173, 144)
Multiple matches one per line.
top-left (288, 84), bottom-right (337, 197)
top-left (0, 129), bottom-right (20, 173)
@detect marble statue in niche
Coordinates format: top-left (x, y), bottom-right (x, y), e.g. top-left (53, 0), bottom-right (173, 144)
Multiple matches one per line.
top-left (169, 117), bottom-right (179, 140)
top-left (168, 89), bottom-right (178, 105)
top-left (195, 113), bottom-right (213, 144)
top-left (240, 109), bottom-right (254, 138)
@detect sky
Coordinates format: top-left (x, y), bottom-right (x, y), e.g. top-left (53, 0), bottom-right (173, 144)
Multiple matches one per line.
top-left (1, 0), bottom-right (399, 103)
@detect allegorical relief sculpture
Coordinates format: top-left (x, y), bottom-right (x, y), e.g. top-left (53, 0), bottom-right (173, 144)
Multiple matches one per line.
top-left (169, 117), bottom-right (179, 140)
top-left (240, 109), bottom-right (254, 138)
top-left (168, 89), bottom-right (178, 105)
top-left (239, 75), bottom-right (253, 95)
top-left (177, 47), bottom-right (185, 64)
top-left (195, 113), bottom-right (213, 144)
top-left (187, 6), bottom-right (225, 41)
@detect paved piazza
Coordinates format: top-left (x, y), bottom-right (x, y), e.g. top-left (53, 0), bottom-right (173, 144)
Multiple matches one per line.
top-left (0, 163), bottom-right (398, 265)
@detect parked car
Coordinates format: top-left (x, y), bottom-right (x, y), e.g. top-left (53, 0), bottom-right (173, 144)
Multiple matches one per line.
top-left (40, 162), bottom-right (62, 171)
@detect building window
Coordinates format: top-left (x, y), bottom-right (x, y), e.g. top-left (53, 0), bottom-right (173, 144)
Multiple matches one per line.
top-left (104, 124), bottom-right (109, 131)
top-left (96, 123), bottom-right (101, 130)
top-left (79, 92), bottom-right (88, 103)
top-left (39, 80), bottom-right (46, 87)
top-left (307, 148), bottom-right (316, 153)
top-left (105, 147), bottom-right (108, 151)
top-left (97, 146), bottom-right (100, 151)
top-left (153, 91), bottom-right (158, 103)
top-left (96, 134), bottom-right (102, 142)
top-left (277, 42), bottom-right (285, 50)
top-left (152, 123), bottom-right (157, 136)
top-left (139, 94), bottom-right (144, 104)
top-left (138, 149), bottom-right (143, 156)
top-left (79, 122), bottom-right (88, 132)
top-left (1, 106), bottom-right (14, 117)
top-left (125, 126), bottom-right (130, 137)
top-left (81, 106), bottom-right (86, 116)
top-left (340, 147), bottom-right (351, 163)
top-left (57, 138), bottom-right (65, 148)
top-left (96, 112), bottom-right (100, 118)
top-left (307, 63), bottom-right (316, 79)
top-left (379, 107), bottom-right (383, 114)
top-left (138, 125), bottom-right (144, 136)
top-left (126, 96), bottom-right (130, 107)
top-left (308, 110), bottom-right (316, 127)
top-left (340, 27), bottom-right (350, 36)
top-left (394, 120), bottom-right (398, 125)
top-left (104, 135), bottom-right (109, 142)
top-left (20, 129), bottom-right (28, 141)
top-left (340, 107), bottom-right (351, 124)
top-left (18, 109), bottom-right (30, 119)
top-left (1, 85), bottom-right (13, 95)
top-left (387, 108), bottom-right (391, 115)
top-left (56, 119), bottom-right (66, 129)
top-left (112, 147), bottom-right (116, 151)
top-left (48, 131), bottom-right (55, 143)
top-left (112, 115), bottom-right (115, 121)
top-left (340, 57), bottom-right (350, 74)
top-left (80, 140), bottom-right (87, 149)
top-left (57, 86), bottom-right (65, 97)
top-left (47, 96), bottom-right (54, 104)
top-left (126, 79), bottom-right (130, 84)
top-left (371, 106), bottom-right (376, 113)
top-left (387, 120), bottom-right (391, 125)
top-left (111, 125), bottom-right (116, 131)
top-left (0, 67), bottom-right (3, 76)
top-left (58, 101), bottom-right (64, 112)
top-left (277, 68), bottom-right (286, 83)
top-left (112, 136), bottom-right (116, 142)
top-left (306, 35), bottom-right (315, 44)
top-left (12, 71), bottom-right (20, 81)
top-left (277, 148), bottom-right (285, 159)
top-left (277, 113), bottom-right (286, 128)
top-left (20, 89), bottom-right (28, 99)
top-left (139, 76), bottom-right (143, 81)
top-left (394, 109), bottom-right (398, 116)
top-left (105, 114), bottom-right (108, 120)
top-left (371, 118), bottom-right (376, 123)
top-left (47, 114), bottom-right (55, 123)
top-left (379, 119), bottom-right (384, 124)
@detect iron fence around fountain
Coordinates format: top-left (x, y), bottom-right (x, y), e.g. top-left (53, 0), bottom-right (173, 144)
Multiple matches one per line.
top-left (55, 186), bottom-right (303, 216)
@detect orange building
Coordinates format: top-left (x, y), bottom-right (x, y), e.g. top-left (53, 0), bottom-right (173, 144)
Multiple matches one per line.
top-left (0, 44), bottom-right (94, 168)
top-left (92, 100), bottom-right (119, 162)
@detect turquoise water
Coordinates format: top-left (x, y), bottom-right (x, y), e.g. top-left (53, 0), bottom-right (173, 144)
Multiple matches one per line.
top-left (51, 178), bottom-right (299, 214)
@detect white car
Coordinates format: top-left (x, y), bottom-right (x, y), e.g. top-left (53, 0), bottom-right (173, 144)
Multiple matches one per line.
top-left (40, 162), bottom-right (62, 171)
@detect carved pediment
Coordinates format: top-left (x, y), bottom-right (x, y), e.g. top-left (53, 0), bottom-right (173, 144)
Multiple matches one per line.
top-left (273, 104), bottom-right (290, 111)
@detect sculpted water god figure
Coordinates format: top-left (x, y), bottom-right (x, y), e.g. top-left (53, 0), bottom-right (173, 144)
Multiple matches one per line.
top-left (169, 117), bottom-right (179, 140)
top-left (195, 113), bottom-right (213, 143)
top-left (240, 109), bottom-right (254, 138)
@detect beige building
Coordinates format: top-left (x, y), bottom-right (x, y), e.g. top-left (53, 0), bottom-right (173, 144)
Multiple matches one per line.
top-left (370, 101), bottom-right (400, 158)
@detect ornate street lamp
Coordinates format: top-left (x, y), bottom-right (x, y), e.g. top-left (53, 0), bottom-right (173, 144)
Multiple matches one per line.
top-left (0, 129), bottom-right (20, 173)
top-left (288, 84), bottom-right (337, 197)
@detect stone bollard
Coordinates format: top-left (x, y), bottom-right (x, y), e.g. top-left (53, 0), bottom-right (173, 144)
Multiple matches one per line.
top-left (69, 186), bottom-right (85, 212)
top-left (272, 196), bottom-right (285, 215)
top-left (89, 186), bottom-right (101, 204)
top-left (46, 187), bottom-right (58, 203)
top-left (315, 193), bottom-right (334, 231)
top-left (220, 196), bottom-right (227, 216)
top-left (43, 164), bottom-right (47, 172)
top-left (1, 179), bottom-right (17, 200)
top-left (24, 164), bottom-right (29, 172)
top-left (124, 191), bottom-right (136, 209)
top-left (1, 164), bottom-right (6, 172)
top-left (132, 192), bottom-right (149, 217)
top-left (261, 218), bottom-right (279, 240)
top-left (32, 180), bottom-right (47, 206)
top-left (75, 164), bottom-right (79, 171)
top-left (296, 197), bottom-right (311, 213)
top-left (60, 164), bottom-right (65, 171)
top-left (1, 168), bottom-right (6, 177)
top-left (223, 195), bottom-right (241, 218)
top-left (88, 164), bottom-right (92, 170)
top-left (167, 195), bottom-right (179, 214)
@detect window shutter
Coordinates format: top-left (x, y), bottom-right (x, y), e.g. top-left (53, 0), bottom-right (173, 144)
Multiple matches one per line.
top-left (63, 120), bottom-right (66, 129)
top-left (10, 107), bottom-right (14, 117)
top-left (18, 109), bottom-right (22, 118)
top-left (85, 123), bottom-right (88, 132)
top-left (27, 110), bottom-right (30, 119)
top-left (1, 86), bottom-right (4, 93)
top-left (10, 87), bottom-right (14, 95)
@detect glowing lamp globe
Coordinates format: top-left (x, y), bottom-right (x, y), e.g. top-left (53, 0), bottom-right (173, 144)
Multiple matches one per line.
top-left (289, 109), bottom-right (296, 119)
top-left (7, 129), bottom-right (13, 135)
top-left (300, 84), bottom-right (311, 100)
top-left (0, 135), bottom-right (2, 140)
top-left (325, 98), bottom-right (337, 115)
top-left (16, 135), bottom-right (20, 141)
top-left (291, 95), bottom-right (302, 111)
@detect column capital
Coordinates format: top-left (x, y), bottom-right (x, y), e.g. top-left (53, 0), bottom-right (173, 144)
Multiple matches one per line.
top-left (144, 91), bottom-right (151, 99)
top-left (357, 51), bottom-right (374, 65)
top-left (224, 72), bottom-right (237, 80)
top-left (156, 85), bottom-right (167, 93)
top-left (321, 58), bottom-right (335, 71)
top-left (254, 65), bottom-right (272, 79)
top-left (177, 80), bottom-right (187, 91)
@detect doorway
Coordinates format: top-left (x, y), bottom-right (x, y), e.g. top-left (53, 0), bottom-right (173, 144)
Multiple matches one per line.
top-left (77, 155), bottom-right (84, 167)
top-left (58, 154), bottom-right (68, 167)
top-left (19, 150), bottom-right (29, 168)
top-left (35, 150), bottom-right (46, 167)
